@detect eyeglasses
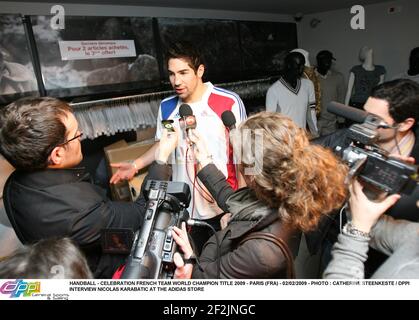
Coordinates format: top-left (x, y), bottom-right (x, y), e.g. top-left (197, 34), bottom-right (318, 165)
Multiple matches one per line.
top-left (57, 131), bottom-right (83, 147)
top-left (377, 120), bottom-right (398, 129)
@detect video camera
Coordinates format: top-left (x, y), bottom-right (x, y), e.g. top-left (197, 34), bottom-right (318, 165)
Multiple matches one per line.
top-left (327, 102), bottom-right (418, 195)
top-left (121, 180), bottom-right (191, 279)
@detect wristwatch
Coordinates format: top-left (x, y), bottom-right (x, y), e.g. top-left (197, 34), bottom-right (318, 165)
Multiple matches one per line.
top-left (343, 221), bottom-right (371, 239)
top-left (183, 254), bottom-right (197, 265)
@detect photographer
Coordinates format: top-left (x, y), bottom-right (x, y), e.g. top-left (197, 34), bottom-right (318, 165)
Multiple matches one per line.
top-left (172, 112), bottom-right (348, 279)
top-left (319, 79), bottom-right (419, 157)
top-left (310, 79), bottom-right (419, 275)
top-left (0, 97), bottom-right (177, 278)
top-left (323, 179), bottom-right (419, 279)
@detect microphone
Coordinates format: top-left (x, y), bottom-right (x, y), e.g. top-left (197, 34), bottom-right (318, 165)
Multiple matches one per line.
top-left (327, 101), bottom-right (368, 124)
top-left (221, 110), bottom-right (236, 130)
top-left (221, 110), bottom-right (238, 175)
top-left (327, 102), bottom-right (395, 129)
top-left (179, 103), bottom-right (192, 117)
top-left (179, 104), bottom-right (196, 132)
top-left (179, 104), bottom-right (196, 145)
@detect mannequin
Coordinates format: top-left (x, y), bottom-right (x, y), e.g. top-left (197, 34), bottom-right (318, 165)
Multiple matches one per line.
top-left (291, 48), bottom-right (321, 114)
top-left (283, 52), bottom-right (305, 88)
top-left (315, 50), bottom-right (345, 136)
top-left (266, 52), bottom-right (318, 136)
top-left (408, 47), bottom-right (419, 78)
top-left (393, 47), bottom-right (419, 83)
top-left (345, 46), bottom-right (386, 108)
top-left (290, 48), bottom-right (311, 67)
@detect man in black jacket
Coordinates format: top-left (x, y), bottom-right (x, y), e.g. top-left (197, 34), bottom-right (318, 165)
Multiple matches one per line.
top-left (315, 79), bottom-right (419, 220)
top-left (310, 79), bottom-right (419, 275)
top-left (0, 97), bottom-right (177, 278)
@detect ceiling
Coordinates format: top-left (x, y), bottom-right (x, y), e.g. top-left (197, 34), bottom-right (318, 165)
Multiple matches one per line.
top-left (14, 0), bottom-right (389, 14)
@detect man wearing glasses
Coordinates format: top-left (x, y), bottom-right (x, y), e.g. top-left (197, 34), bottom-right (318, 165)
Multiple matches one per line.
top-left (0, 97), bottom-right (178, 278)
top-left (317, 79), bottom-right (419, 171)
top-left (307, 78), bottom-right (419, 276)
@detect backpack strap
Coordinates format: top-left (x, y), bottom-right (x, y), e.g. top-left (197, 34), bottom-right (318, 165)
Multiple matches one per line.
top-left (239, 231), bottom-right (296, 279)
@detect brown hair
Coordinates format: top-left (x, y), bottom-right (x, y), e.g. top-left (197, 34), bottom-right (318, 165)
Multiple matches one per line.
top-left (0, 97), bottom-right (72, 170)
top-left (0, 238), bottom-right (92, 279)
top-left (233, 112), bottom-right (348, 232)
top-left (166, 41), bottom-right (204, 73)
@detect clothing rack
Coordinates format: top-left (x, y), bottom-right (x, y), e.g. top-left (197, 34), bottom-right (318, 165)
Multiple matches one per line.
top-left (217, 77), bottom-right (275, 100)
top-left (70, 89), bottom-right (174, 109)
top-left (71, 77), bottom-right (275, 140)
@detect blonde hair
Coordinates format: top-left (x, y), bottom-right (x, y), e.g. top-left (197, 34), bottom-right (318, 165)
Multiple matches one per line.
top-left (232, 112), bottom-right (348, 232)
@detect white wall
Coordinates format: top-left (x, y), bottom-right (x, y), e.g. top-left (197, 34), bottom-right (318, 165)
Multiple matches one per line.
top-left (0, 1), bottom-right (293, 22)
top-left (298, 0), bottom-right (419, 82)
top-left (3, 1), bottom-right (418, 80)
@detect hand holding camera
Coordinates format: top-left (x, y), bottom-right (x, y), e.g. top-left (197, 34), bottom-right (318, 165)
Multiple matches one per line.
top-left (327, 102), bottom-right (418, 196)
top-left (348, 179), bottom-right (401, 234)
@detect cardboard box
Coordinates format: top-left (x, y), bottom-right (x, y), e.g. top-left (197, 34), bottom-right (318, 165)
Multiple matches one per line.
top-left (104, 139), bottom-right (155, 201)
top-left (136, 126), bottom-right (156, 142)
top-left (128, 174), bottom-right (146, 201)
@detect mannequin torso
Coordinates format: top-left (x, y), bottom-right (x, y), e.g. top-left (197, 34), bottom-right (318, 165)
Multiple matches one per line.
top-left (345, 47), bottom-right (386, 107)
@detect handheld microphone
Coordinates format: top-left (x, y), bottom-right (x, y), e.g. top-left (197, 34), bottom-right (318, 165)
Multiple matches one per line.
top-left (221, 110), bottom-right (239, 174)
top-left (221, 110), bottom-right (236, 130)
top-left (179, 103), bottom-right (196, 145)
top-left (179, 104), bottom-right (196, 131)
top-left (179, 103), bottom-right (193, 117)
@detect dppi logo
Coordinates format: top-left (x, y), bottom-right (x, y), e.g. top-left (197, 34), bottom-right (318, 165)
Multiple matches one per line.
top-left (0, 280), bottom-right (41, 298)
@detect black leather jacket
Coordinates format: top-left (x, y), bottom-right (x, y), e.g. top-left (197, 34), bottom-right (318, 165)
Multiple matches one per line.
top-left (3, 162), bottom-right (171, 278)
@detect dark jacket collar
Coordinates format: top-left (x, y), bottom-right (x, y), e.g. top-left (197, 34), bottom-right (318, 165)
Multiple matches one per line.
top-left (226, 188), bottom-right (279, 240)
top-left (12, 167), bottom-right (90, 189)
top-left (227, 188), bottom-right (268, 222)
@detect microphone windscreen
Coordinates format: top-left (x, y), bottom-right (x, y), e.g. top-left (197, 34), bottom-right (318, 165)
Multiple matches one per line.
top-left (179, 104), bottom-right (193, 117)
top-left (327, 101), bottom-right (368, 124)
top-left (221, 110), bottom-right (236, 129)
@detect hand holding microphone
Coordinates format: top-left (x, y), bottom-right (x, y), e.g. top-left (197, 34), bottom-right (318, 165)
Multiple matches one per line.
top-left (179, 104), bottom-right (197, 144)
top-left (156, 127), bottom-right (179, 164)
top-left (188, 129), bottom-right (213, 168)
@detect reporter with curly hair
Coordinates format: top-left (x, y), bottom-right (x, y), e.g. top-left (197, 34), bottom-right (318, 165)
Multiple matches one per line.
top-left (172, 112), bottom-right (348, 279)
